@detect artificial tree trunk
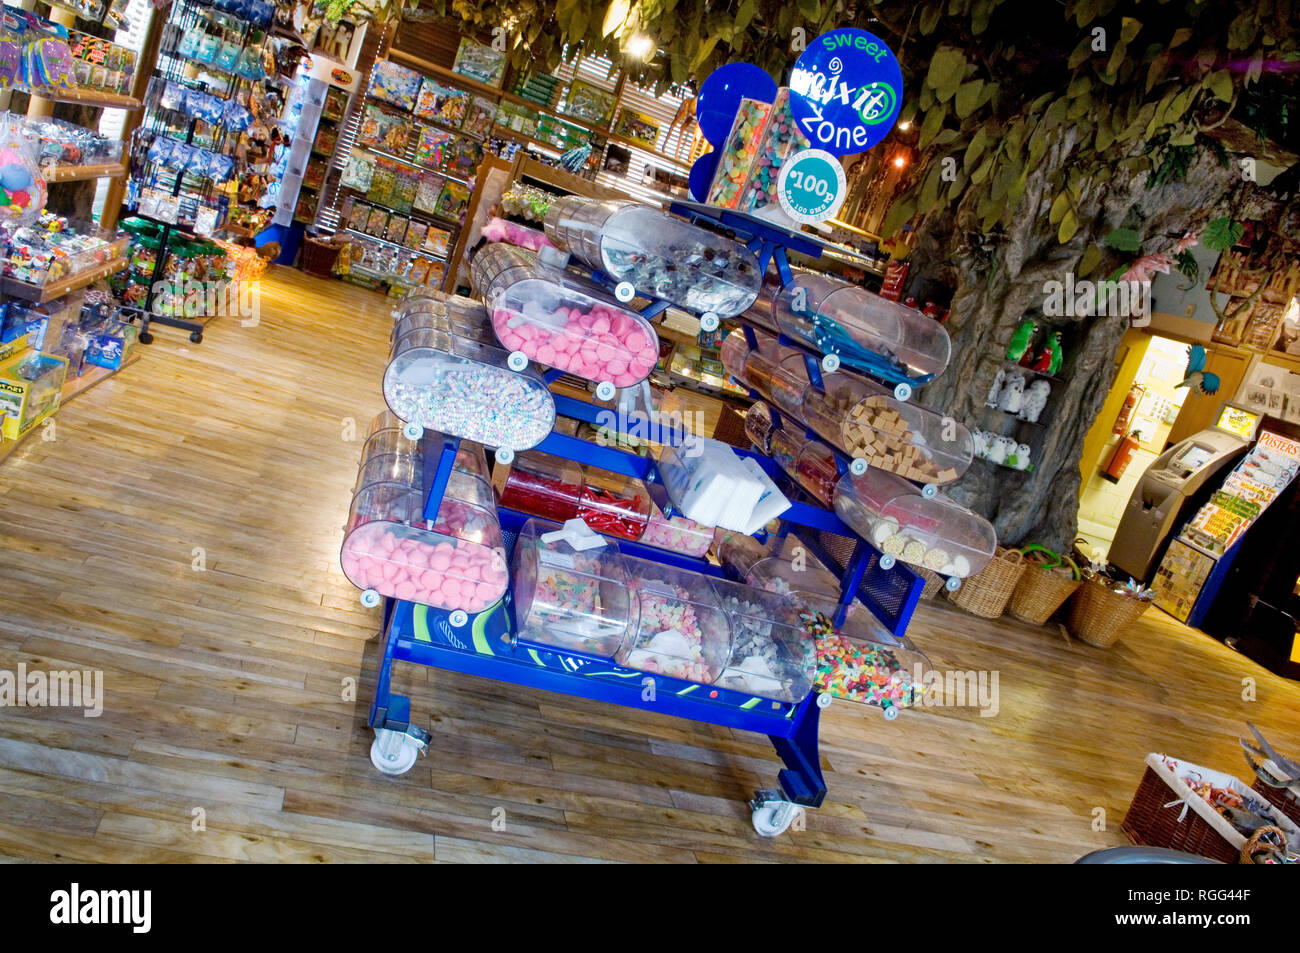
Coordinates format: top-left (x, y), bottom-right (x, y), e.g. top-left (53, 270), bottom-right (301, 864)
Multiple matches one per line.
top-left (910, 134), bottom-right (1241, 552)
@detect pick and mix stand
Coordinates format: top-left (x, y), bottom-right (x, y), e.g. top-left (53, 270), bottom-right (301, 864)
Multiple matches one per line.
top-left (349, 197), bottom-right (991, 836)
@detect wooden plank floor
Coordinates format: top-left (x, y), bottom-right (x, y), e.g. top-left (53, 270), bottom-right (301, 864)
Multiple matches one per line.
top-left (0, 266), bottom-right (1296, 863)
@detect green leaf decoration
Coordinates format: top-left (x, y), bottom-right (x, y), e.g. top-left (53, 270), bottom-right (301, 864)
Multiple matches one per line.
top-left (955, 80), bottom-right (984, 118)
top-left (1202, 217), bottom-right (1243, 251)
top-left (1205, 70), bottom-right (1233, 102)
top-left (926, 47), bottom-right (967, 98)
top-left (1103, 228), bottom-right (1142, 252)
top-left (1079, 244), bottom-right (1103, 276)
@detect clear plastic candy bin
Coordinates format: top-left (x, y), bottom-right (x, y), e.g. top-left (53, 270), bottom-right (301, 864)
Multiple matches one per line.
top-left (745, 553), bottom-right (843, 603)
top-left (471, 243), bottom-right (659, 389)
top-left (392, 296), bottom-right (494, 346)
top-left (341, 440), bottom-right (508, 612)
top-left (498, 450), bottom-right (584, 524)
top-left (710, 578), bottom-right (815, 703)
top-left (799, 365), bottom-right (972, 484)
top-left (543, 196), bottom-right (761, 318)
top-left (772, 271), bottom-right (951, 382)
top-left (618, 558), bottom-right (733, 685)
top-left (832, 468), bottom-right (996, 578)
top-left (384, 325), bottom-right (555, 450)
top-left (510, 518), bottom-right (637, 658)
top-left (744, 401), bottom-right (776, 453)
top-left (640, 502), bottom-right (713, 557)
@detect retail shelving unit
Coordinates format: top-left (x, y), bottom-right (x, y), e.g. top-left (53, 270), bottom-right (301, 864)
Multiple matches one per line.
top-left (363, 204), bottom-right (928, 837)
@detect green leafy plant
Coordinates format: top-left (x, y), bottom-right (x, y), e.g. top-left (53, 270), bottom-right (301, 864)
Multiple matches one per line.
top-left (1203, 217), bottom-right (1244, 251)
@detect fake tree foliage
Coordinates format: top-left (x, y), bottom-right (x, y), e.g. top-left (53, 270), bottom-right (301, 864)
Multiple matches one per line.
top-left (418, 0), bottom-right (1298, 550)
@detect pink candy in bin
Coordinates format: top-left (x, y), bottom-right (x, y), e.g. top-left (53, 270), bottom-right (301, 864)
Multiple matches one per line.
top-left (470, 243), bottom-right (659, 390)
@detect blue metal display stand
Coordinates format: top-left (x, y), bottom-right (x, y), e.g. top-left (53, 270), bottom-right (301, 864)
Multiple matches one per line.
top-left (364, 209), bottom-right (929, 831)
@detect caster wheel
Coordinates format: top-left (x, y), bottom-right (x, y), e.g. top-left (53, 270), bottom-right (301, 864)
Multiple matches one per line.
top-left (139, 331), bottom-right (154, 345)
top-left (894, 382), bottom-right (913, 401)
top-left (921, 483), bottom-right (938, 499)
top-left (359, 588), bottom-right (381, 608)
top-left (403, 422), bottom-right (424, 441)
top-left (816, 692), bottom-right (833, 709)
top-left (494, 447), bottom-right (514, 465)
top-left (189, 331), bottom-right (203, 344)
top-left (883, 705), bottom-right (900, 721)
top-left (880, 554), bottom-right (896, 570)
top-left (699, 312), bottom-right (719, 332)
top-left (614, 281), bottom-right (636, 302)
top-left (850, 457), bottom-right (868, 475)
top-left (370, 734), bottom-right (418, 776)
top-left (821, 354), bottom-right (840, 373)
top-left (945, 576), bottom-right (962, 592)
top-left (751, 802), bottom-right (803, 838)
top-left (595, 381), bottom-right (616, 401)
top-left (507, 350), bottom-right (529, 372)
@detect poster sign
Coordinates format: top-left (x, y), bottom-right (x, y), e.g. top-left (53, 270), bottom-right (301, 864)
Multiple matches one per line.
top-left (788, 28), bottom-right (903, 156)
top-left (776, 148), bottom-right (846, 223)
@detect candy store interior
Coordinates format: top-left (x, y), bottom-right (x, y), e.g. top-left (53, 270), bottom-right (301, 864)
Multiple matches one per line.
top-left (0, 0), bottom-right (1298, 869)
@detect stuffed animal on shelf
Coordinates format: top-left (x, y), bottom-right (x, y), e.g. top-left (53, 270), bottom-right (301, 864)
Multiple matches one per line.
top-left (973, 430), bottom-right (990, 459)
top-left (997, 372), bottom-right (1026, 415)
top-left (1006, 318), bottom-right (1038, 362)
top-left (985, 435), bottom-right (1012, 464)
top-left (1031, 331), bottom-right (1064, 375)
top-left (1009, 443), bottom-right (1033, 471)
top-left (1019, 379), bottom-right (1051, 423)
top-left (986, 368), bottom-right (1006, 408)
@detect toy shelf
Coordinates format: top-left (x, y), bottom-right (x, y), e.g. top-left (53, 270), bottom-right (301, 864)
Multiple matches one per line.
top-left (2, 256), bottom-right (129, 304)
top-left (363, 213), bottom-right (928, 837)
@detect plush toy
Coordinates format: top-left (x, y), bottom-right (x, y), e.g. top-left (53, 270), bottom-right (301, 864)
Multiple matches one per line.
top-left (986, 368), bottom-right (1005, 408)
top-left (1010, 443), bottom-right (1033, 471)
top-left (1006, 318), bottom-right (1038, 362)
top-left (973, 430), bottom-right (990, 459)
top-left (1019, 379), bottom-right (1051, 423)
top-left (1031, 330), bottom-right (1063, 375)
top-left (986, 435), bottom-right (1011, 465)
top-left (997, 372), bottom-right (1026, 415)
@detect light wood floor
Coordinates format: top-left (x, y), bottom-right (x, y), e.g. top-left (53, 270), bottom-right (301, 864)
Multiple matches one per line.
top-left (0, 267), bottom-right (1296, 863)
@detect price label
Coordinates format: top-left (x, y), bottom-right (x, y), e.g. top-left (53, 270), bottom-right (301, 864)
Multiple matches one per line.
top-left (776, 149), bottom-right (847, 224)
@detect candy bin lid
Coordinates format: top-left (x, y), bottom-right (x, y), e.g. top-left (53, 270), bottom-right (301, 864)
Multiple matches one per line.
top-left (617, 556), bottom-right (733, 685)
top-left (472, 244), bottom-right (660, 389)
top-left (743, 400), bottom-right (776, 454)
top-left (709, 577), bottom-right (815, 703)
top-left (745, 554), bottom-right (842, 602)
top-left (832, 468), bottom-right (997, 578)
top-left (354, 440), bottom-right (423, 494)
top-left (773, 270), bottom-right (951, 381)
top-left (575, 468), bottom-right (649, 542)
top-left (510, 517), bottom-right (638, 659)
top-left (798, 369), bottom-right (972, 484)
top-left (498, 449), bottom-right (584, 523)
top-left (542, 196), bottom-right (762, 318)
top-left (383, 326), bottom-right (556, 451)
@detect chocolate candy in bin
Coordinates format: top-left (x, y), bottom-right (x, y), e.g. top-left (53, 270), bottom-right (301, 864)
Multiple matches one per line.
top-left (743, 401), bottom-right (775, 453)
top-left (471, 243), bottom-right (659, 389)
top-left (498, 450), bottom-right (583, 524)
top-left (710, 577), bottom-right (815, 703)
top-left (510, 518), bottom-right (635, 658)
top-left (383, 326), bottom-right (555, 451)
top-left (542, 196), bottom-right (760, 318)
top-left (617, 558), bottom-right (732, 685)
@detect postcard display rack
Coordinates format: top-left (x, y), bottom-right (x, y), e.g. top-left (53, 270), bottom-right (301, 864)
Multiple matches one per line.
top-left (352, 196), bottom-right (962, 838)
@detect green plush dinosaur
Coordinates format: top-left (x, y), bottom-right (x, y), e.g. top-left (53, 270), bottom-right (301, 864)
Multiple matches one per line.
top-left (1006, 318), bottom-right (1038, 362)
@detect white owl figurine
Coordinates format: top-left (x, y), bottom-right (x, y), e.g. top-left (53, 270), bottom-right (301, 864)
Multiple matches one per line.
top-left (986, 435), bottom-right (1010, 464)
top-left (1019, 379), bottom-right (1051, 423)
top-left (997, 373), bottom-right (1026, 415)
top-left (986, 369), bottom-right (1005, 408)
top-left (972, 430), bottom-right (989, 459)
top-left (1012, 443), bottom-right (1032, 470)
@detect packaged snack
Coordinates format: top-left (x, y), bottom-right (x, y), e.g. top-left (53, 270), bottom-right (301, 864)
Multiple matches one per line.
top-left (346, 201), bottom-right (371, 232)
top-left (435, 180), bottom-right (470, 221)
top-left (364, 206), bottom-right (389, 237)
top-left (339, 153), bottom-right (374, 191)
top-left (413, 172), bottom-right (444, 214)
top-left (384, 214), bottom-right (409, 244)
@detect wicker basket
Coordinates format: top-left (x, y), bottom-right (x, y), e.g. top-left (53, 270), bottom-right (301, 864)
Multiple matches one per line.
top-left (1066, 575), bottom-right (1150, 647)
top-left (1008, 548), bottom-right (1082, 624)
top-left (1122, 754), bottom-right (1300, 863)
top-left (301, 236), bottom-right (341, 278)
top-left (1251, 774), bottom-right (1300, 826)
top-left (944, 547), bottom-right (1025, 619)
top-left (914, 566), bottom-right (945, 600)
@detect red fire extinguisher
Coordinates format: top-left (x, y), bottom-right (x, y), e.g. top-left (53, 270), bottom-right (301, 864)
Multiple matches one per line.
top-left (1102, 430), bottom-right (1144, 483)
top-left (1113, 383), bottom-right (1143, 435)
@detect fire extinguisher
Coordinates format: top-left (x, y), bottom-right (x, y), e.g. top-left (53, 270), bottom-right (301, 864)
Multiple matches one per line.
top-left (1102, 430), bottom-right (1144, 483)
top-left (1113, 383), bottom-right (1143, 435)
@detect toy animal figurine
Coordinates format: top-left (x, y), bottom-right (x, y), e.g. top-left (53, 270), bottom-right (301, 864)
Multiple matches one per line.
top-left (997, 372), bottom-right (1026, 415)
top-left (986, 368), bottom-right (1005, 408)
top-left (1031, 331), bottom-right (1064, 375)
top-left (1019, 379), bottom-right (1051, 423)
top-left (985, 435), bottom-right (1011, 465)
top-left (972, 430), bottom-right (990, 459)
top-left (1178, 344), bottom-right (1221, 395)
top-left (1006, 318), bottom-right (1038, 362)
top-left (1011, 443), bottom-right (1032, 471)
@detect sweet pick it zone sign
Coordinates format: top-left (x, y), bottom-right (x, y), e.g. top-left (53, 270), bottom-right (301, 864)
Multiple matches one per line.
top-left (788, 28), bottom-right (904, 156)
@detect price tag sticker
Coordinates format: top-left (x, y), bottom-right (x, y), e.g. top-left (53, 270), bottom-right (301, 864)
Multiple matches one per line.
top-left (777, 149), bottom-right (847, 224)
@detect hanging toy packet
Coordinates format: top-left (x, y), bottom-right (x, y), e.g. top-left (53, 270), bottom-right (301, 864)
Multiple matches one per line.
top-left (0, 112), bottom-right (48, 225)
top-left (0, 12), bottom-right (25, 92)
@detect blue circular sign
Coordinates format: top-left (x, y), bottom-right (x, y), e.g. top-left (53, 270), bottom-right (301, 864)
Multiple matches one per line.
top-left (695, 62), bottom-right (778, 146)
top-left (777, 149), bottom-right (846, 223)
top-left (788, 28), bottom-right (903, 156)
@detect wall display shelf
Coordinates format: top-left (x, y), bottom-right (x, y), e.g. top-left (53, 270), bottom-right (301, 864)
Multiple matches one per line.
top-left (357, 214), bottom-right (936, 837)
top-left (38, 88), bottom-right (141, 110)
top-left (2, 257), bottom-right (129, 304)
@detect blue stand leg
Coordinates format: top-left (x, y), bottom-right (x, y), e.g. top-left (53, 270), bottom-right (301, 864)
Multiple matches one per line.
top-left (770, 693), bottom-right (826, 807)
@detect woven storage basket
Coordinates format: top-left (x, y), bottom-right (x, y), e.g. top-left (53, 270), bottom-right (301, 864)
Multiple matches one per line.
top-left (1008, 550), bottom-right (1081, 624)
top-left (945, 547), bottom-right (1025, 619)
top-left (1067, 575), bottom-right (1149, 647)
top-left (301, 236), bottom-right (341, 278)
top-left (1122, 754), bottom-right (1300, 863)
top-left (1251, 768), bottom-right (1300, 826)
top-left (914, 566), bottom-right (945, 600)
